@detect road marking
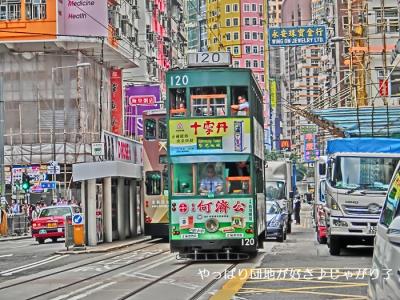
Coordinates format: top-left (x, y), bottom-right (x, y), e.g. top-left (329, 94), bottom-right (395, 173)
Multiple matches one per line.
top-left (210, 268), bottom-right (251, 300)
top-left (68, 281), bottom-right (117, 300)
top-left (0, 254), bottom-right (13, 258)
top-left (239, 287), bottom-right (368, 299)
top-left (0, 255), bottom-right (67, 276)
top-left (52, 281), bottom-right (111, 300)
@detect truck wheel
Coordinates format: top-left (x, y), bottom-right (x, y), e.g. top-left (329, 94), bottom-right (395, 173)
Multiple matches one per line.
top-left (329, 237), bottom-right (341, 256)
top-left (37, 238), bottom-right (45, 244)
top-left (287, 219), bottom-right (292, 234)
top-left (277, 228), bottom-right (284, 243)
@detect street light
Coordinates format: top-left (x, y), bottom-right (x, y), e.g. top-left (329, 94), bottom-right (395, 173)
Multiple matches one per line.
top-left (51, 62), bottom-right (91, 200)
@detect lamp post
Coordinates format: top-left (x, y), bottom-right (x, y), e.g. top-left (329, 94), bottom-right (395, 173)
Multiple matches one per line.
top-left (51, 63), bottom-right (90, 201)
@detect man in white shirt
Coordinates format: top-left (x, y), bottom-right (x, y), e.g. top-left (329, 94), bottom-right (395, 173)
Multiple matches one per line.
top-left (231, 96), bottom-right (249, 116)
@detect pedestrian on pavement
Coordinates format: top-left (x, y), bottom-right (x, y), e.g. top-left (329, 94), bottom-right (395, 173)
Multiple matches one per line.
top-left (294, 195), bottom-right (301, 225)
top-left (11, 200), bottom-right (20, 214)
top-left (0, 206), bottom-right (8, 236)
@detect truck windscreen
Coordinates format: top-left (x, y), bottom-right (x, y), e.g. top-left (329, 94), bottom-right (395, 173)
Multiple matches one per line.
top-left (331, 157), bottom-right (399, 191)
top-left (265, 181), bottom-right (285, 200)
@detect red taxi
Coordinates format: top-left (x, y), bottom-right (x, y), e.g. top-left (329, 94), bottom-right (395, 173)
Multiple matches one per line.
top-left (32, 205), bottom-right (81, 244)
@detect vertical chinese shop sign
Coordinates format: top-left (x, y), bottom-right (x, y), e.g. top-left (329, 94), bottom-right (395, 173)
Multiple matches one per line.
top-left (111, 69), bottom-right (123, 135)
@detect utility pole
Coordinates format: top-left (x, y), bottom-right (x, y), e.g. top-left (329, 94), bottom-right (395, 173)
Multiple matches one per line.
top-left (0, 77), bottom-right (4, 197)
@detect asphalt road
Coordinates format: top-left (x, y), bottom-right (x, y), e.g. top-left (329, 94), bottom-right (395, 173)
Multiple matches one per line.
top-left (0, 237), bottom-right (98, 282)
top-left (232, 207), bottom-right (372, 300)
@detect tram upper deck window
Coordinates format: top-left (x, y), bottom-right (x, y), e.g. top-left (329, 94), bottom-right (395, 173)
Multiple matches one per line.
top-left (158, 118), bottom-right (167, 139)
top-left (231, 87), bottom-right (249, 116)
top-left (190, 87), bottom-right (227, 117)
top-left (169, 88), bottom-right (187, 117)
top-left (144, 118), bottom-right (156, 140)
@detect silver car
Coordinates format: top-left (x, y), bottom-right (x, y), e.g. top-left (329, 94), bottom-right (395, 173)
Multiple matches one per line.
top-left (368, 164), bottom-right (400, 300)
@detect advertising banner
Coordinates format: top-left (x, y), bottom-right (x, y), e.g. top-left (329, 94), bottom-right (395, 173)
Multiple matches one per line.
top-left (170, 198), bottom-right (254, 241)
top-left (270, 80), bottom-right (277, 109)
top-left (111, 69), bottom-right (123, 135)
top-left (279, 139), bottom-right (291, 151)
top-left (304, 134), bottom-right (320, 162)
top-left (124, 85), bottom-right (160, 137)
top-left (60, 0), bottom-right (108, 37)
top-left (269, 25), bottom-right (327, 47)
top-left (169, 118), bottom-right (251, 156)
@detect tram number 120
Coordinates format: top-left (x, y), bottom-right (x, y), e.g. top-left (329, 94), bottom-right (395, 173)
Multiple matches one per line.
top-left (241, 238), bottom-right (255, 246)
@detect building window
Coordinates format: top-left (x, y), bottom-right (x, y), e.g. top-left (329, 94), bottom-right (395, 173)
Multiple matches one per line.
top-left (233, 18), bottom-right (239, 26)
top-left (252, 45), bottom-right (258, 53)
top-left (226, 46), bottom-right (231, 53)
top-left (260, 46), bottom-right (264, 54)
top-left (261, 60), bottom-right (264, 68)
top-left (0, 0), bottom-right (21, 20)
top-left (226, 18), bottom-right (231, 27)
top-left (244, 31), bottom-right (250, 39)
top-left (213, 37), bottom-right (218, 44)
top-left (225, 4), bottom-right (230, 13)
top-left (226, 32), bottom-right (231, 41)
top-left (252, 3), bottom-right (257, 11)
top-left (252, 18), bottom-right (257, 25)
top-left (245, 45), bottom-right (251, 54)
top-left (245, 60), bottom-right (251, 68)
top-left (233, 46), bottom-right (239, 55)
top-left (376, 8), bottom-right (399, 33)
top-left (233, 32), bottom-right (239, 40)
top-left (244, 3), bottom-right (250, 11)
top-left (26, 0), bottom-right (46, 20)
top-left (260, 32), bottom-right (264, 40)
top-left (261, 74), bottom-right (265, 82)
top-left (252, 32), bottom-right (258, 39)
top-left (244, 17), bottom-right (250, 25)
top-left (233, 4), bottom-right (238, 11)
top-left (253, 60), bottom-right (258, 68)
top-left (259, 4), bottom-right (263, 13)
top-left (233, 60), bottom-right (240, 68)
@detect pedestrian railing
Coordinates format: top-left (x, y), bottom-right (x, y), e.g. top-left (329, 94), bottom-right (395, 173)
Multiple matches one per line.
top-left (6, 213), bottom-right (30, 236)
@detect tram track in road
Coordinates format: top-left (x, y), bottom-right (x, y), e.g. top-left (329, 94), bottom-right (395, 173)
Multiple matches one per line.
top-left (116, 261), bottom-right (239, 300)
top-left (0, 239), bottom-right (166, 293)
top-left (188, 262), bottom-right (238, 300)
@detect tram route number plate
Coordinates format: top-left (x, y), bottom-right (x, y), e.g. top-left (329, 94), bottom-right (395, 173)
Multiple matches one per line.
top-left (187, 52), bottom-right (231, 67)
top-left (241, 238), bottom-right (255, 246)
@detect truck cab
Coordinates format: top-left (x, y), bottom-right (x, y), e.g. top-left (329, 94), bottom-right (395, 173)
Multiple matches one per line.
top-left (324, 138), bottom-right (400, 255)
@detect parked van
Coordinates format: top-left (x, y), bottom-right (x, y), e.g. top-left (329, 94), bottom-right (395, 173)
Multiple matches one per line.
top-left (368, 162), bottom-right (400, 299)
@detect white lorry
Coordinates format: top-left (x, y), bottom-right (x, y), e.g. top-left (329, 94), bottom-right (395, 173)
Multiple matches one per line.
top-left (324, 138), bottom-right (400, 255)
top-left (265, 160), bottom-right (296, 233)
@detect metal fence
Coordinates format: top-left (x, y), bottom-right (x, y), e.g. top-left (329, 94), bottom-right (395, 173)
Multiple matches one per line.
top-left (6, 213), bottom-right (30, 236)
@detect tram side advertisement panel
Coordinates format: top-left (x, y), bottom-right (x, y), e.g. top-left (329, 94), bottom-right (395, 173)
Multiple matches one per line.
top-left (170, 198), bottom-right (255, 242)
top-left (169, 118), bottom-right (251, 155)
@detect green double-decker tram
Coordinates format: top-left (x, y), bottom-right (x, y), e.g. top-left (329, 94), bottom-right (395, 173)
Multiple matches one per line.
top-left (167, 55), bottom-right (265, 260)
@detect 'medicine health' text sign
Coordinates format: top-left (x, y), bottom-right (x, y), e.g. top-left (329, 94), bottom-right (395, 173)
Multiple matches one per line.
top-left (269, 25), bottom-right (327, 47)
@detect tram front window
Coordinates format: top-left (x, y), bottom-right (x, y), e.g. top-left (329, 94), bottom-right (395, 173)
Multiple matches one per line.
top-left (198, 163), bottom-right (224, 195)
top-left (171, 162), bottom-right (251, 196)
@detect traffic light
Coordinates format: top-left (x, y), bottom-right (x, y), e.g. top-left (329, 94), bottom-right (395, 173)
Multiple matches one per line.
top-left (22, 173), bottom-right (31, 192)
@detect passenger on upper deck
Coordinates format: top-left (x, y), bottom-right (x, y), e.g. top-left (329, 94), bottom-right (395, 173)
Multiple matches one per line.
top-left (231, 96), bottom-right (249, 116)
top-left (199, 164), bottom-right (224, 195)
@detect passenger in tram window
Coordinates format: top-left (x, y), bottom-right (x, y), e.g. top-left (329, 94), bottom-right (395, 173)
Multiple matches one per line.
top-left (231, 96), bottom-right (249, 116)
top-left (199, 164), bottom-right (224, 195)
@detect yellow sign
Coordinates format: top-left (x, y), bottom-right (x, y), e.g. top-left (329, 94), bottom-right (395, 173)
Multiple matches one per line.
top-left (270, 80), bottom-right (277, 109)
top-left (169, 118), bottom-right (251, 155)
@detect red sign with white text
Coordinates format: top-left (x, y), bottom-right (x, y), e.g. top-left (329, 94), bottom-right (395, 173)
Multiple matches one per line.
top-left (111, 69), bottom-right (123, 134)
